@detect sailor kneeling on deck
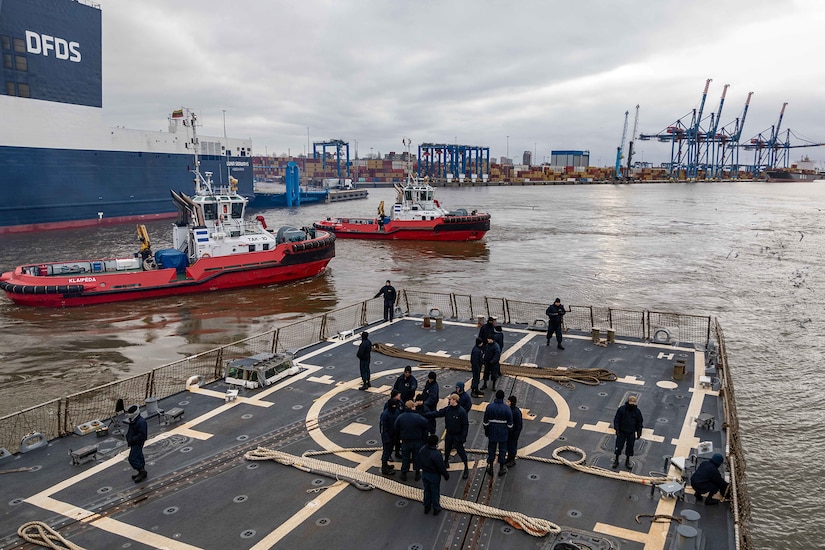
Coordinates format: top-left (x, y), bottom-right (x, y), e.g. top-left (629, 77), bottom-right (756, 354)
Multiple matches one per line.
top-left (691, 453), bottom-right (729, 505)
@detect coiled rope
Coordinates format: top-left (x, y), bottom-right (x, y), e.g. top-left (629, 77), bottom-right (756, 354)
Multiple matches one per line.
top-left (372, 342), bottom-right (616, 386)
top-left (636, 513), bottom-right (683, 524)
top-left (17, 521), bottom-right (85, 550)
top-left (245, 447), bottom-right (560, 537)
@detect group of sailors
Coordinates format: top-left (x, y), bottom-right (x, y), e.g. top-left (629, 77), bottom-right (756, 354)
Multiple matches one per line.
top-left (368, 294), bottom-right (730, 514)
top-left (378, 366), bottom-right (523, 515)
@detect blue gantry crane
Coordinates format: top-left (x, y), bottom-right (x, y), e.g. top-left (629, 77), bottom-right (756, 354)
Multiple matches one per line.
top-left (640, 79), bottom-right (747, 179)
top-left (702, 84), bottom-right (729, 179)
top-left (313, 139), bottom-right (351, 181)
top-left (716, 91), bottom-right (752, 179)
top-left (685, 79), bottom-right (713, 179)
top-left (615, 110), bottom-right (629, 180)
top-left (639, 78), bottom-right (823, 180)
top-left (742, 103), bottom-right (787, 177)
top-left (625, 105), bottom-right (640, 179)
top-left (418, 143), bottom-right (490, 182)
top-left (743, 102), bottom-right (825, 174)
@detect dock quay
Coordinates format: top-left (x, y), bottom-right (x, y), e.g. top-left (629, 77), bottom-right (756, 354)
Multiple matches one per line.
top-left (327, 188), bottom-right (369, 202)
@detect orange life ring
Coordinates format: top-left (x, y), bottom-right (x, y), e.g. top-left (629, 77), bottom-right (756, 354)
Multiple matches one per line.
top-left (202, 253), bottom-right (211, 258)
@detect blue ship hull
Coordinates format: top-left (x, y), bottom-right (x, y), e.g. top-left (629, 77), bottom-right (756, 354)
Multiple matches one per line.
top-left (0, 0), bottom-right (255, 233)
top-left (0, 146), bottom-right (253, 231)
top-left (251, 190), bottom-right (328, 208)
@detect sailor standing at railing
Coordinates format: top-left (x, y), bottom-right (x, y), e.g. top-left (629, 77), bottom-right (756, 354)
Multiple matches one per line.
top-left (546, 298), bottom-right (566, 350)
top-left (375, 280), bottom-right (397, 322)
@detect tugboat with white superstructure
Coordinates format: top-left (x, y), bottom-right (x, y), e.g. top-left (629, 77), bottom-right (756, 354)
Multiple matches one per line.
top-left (0, 109), bottom-right (335, 307)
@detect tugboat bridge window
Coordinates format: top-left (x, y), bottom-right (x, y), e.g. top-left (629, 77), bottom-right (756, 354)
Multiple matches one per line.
top-left (203, 203), bottom-right (217, 220)
top-left (232, 203), bottom-right (243, 218)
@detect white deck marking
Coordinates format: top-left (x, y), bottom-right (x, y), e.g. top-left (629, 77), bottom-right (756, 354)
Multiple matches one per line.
top-left (249, 452), bottom-right (384, 550)
top-left (307, 374), bottom-right (336, 384)
top-left (188, 388), bottom-right (274, 407)
top-left (22, 363), bottom-right (330, 549)
top-left (539, 416), bottom-right (577, 428)
top-left (581, 420), bottom-right (614, 434)
top-left (593, 345), bottom-right (709, 550)
top-left (340, 422), bottom-right (371, 436)
top-left (24, 496), bottom-right (205, 549)
top-left (615, 375), bottom-right (645, 385)
top-left (305, 368), bottom-right (411, 464)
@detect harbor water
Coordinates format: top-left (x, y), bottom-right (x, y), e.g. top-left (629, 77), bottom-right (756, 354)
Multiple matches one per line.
top-left (1, 181), bottom-right (823, 549)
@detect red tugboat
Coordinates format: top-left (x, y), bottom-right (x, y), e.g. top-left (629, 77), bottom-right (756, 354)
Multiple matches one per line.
top-left (0, 109), bottom-right (335, 308)
top-left (313, 139), bottom-right (490, 241)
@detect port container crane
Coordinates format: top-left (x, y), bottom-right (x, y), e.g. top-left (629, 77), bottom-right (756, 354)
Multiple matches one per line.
top-left (704, 84), bottom-right (729, 179)
top-left (745, 103), bottom-right (787, 176)
top-left (625, 105), bottom-right (640, 179)
top-left (615, 110), bottom-right (629, 180)
top-left (686, 79), bottom-right (712, 179)
top-left (717, 91), bottom-right (752, 178)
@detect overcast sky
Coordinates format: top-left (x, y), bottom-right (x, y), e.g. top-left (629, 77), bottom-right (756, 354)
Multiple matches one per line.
top-left (100, 0), bottom-right (825, 167)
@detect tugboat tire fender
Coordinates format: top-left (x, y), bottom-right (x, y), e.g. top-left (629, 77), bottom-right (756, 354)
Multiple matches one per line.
top-left (0, 283), bottom-right (84, 295)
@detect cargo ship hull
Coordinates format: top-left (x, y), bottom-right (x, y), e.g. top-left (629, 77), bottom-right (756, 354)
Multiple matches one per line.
top-left (764, 169), bottom-right (823, 182)
top-left (0, 0), bottom-right (254, 233)
top-left (0, 144), bottom-right (253, 232)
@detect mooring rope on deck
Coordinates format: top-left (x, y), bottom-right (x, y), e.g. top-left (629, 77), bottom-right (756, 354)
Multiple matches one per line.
top-left (244, 447), bottom-right (561, 537)
top-left (371, 342), bottom-right (616, 386)
top-left (302, 445), bottom-right (670, 486)
top-left (17, 521), bottom-right (85, 550)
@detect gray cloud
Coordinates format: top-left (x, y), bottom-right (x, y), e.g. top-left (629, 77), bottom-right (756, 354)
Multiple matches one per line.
top-left (100, 0), bottom-right (825, 167)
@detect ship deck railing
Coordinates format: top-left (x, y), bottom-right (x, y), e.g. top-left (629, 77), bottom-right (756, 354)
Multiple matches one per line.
top-left (0, 290), bottom-right (714, 453)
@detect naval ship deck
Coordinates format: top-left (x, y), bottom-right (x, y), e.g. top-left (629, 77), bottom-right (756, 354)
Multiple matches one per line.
top-left (0, 302), bottom-right (744, 550)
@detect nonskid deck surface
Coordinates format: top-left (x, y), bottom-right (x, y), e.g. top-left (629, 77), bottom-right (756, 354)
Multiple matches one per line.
top-left (1, 317), bottom-right (731, 550)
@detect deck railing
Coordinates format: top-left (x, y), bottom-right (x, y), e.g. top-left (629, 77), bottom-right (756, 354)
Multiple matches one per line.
top-left (0, 289), bottom-right (750, 549)
top-left (0, 290), bottom-right (716, 452)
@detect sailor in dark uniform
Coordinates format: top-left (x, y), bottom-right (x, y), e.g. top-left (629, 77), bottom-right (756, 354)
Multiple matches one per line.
top-left (613, 395), bottom-right (643, 469)
top-left (393, 365), bottom-right (418, 403)
top-left (375, 280), bottom-right (397, 322)
top-left (546, 298), bottom-right (566, 349)
top-left (481, 335), bottom-right (501, 390)
top-left (356, 331), bottom-right (372, 390)
top-left (125, 404), bottom-right (148, 483)
top-left (691, 453), bottom-right (730, 505)
top-left (417, 434), bottom-right (450, 514)
top-left (470, 337), bottom-right (485, 397)
top-left (478, 316), bottom-right (496, 341)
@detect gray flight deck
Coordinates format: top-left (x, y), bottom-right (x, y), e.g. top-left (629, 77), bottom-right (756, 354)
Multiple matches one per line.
top-left (0, 314), bottom-right (736, 550)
